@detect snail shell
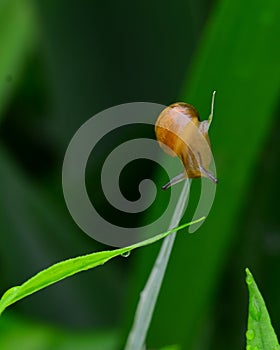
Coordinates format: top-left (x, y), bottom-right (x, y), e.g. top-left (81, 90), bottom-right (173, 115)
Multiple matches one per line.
top-left (155, 96), bottom-right (217, 189)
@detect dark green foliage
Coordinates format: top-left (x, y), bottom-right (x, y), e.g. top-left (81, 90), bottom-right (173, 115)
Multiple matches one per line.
top-left (0, 0), bottom-right (280, 349)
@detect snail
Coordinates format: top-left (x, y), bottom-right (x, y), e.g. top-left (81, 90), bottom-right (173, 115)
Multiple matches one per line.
top-left (155, 91), bottom-right (217, 190)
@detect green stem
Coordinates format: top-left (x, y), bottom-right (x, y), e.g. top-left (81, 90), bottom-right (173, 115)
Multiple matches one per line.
top-left (124, 179), bottom-right (191, 350)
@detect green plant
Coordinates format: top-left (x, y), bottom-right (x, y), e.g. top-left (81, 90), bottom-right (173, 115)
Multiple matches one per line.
top-left (1, 225), bottom-right (280, 350)
top-left (125, 180), bottom-right (191, 350)
top-left (0, 217), bottom-right (204, 316)
top-left (1, 0), bottom-right (279, 348)
top-left (245, 268), bottom-right (280, 350)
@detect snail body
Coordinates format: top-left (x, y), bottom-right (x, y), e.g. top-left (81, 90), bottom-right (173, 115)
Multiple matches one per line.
top-left (155, 92), bottom-right (217, 190)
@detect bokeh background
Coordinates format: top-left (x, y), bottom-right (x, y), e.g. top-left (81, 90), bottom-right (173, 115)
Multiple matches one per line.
top-left (0, 0), bottom-right (280, 349)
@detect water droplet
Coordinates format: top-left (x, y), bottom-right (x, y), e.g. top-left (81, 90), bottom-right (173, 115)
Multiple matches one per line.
top-left (246, 329), bottom-right (255, 340)
top-left (246, 346), bottom-right (258, 350)
top-left (246, 275), bottom-right (253, 285)
top-left (250, 297), bottom-right (262, 321)
top-left (246, 271), bottom-right (253, 285)
top-left (121, 251), bottom-right (131, 258)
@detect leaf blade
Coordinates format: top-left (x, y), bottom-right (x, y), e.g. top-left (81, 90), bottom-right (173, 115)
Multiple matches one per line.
top-left (0, 217), bottom-right (204, 316)
top-left (246, 268), bottom-right (280, 349)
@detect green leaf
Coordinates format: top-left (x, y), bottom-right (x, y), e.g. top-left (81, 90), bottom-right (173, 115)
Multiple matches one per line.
top-left (0, 217), bottom-right (204, 316)
top-left (245, 268), bottom-right (280, 350)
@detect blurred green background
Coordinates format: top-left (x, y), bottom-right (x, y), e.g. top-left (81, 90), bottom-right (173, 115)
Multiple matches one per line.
top-left (0, 0), bottom-right (280, 349)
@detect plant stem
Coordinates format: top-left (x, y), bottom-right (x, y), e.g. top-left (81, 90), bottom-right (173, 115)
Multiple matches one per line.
top-left (124, 179), bottom-right (191, 350)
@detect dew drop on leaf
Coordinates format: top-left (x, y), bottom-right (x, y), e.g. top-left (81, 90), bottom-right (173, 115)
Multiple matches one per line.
top-left (121, 251), bottom-right (131, 258)
top-left (246, 273), bottom-right (253, 285)
top-left (246, 346), bottom-right (259, 350)
top-left (246, 329), bottom-right (255, 340)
